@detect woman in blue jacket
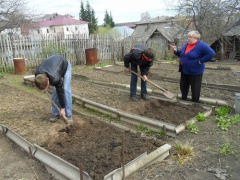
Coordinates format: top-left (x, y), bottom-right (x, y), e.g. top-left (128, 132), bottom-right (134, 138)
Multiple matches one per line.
top-left (170, 30), bottom-right (216, 102)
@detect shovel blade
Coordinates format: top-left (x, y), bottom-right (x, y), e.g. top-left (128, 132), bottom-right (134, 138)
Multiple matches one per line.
top-left (163, 91), bottom-right (176, 100)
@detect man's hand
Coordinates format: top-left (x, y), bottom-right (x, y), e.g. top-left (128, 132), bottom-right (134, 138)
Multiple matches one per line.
top-left (142, 75), bottom-right (148, 81)
top-left (60, 108), bottom-right (66, 116)
top-left (124, 68), bottom-right (130, 72)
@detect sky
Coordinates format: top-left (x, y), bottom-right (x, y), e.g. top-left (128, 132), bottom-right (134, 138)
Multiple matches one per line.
top-left (27, 0), bottom-right (176, 25)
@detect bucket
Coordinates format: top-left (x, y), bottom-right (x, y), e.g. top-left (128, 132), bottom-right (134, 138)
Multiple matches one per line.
top-left (13, 58), bottom-right (26, 75)
top-left (235, 93), bottom-right (240, 114)
top-left (85, 48), bottom-right (98, 65)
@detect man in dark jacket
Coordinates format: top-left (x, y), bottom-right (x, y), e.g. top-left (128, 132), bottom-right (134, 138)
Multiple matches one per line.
top-left (34, 54), bottom-right (73, 123)
top-left (124, 45), bottom-right (154, 102)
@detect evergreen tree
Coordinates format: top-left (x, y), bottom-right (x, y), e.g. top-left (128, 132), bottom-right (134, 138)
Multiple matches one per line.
top-left (109, 12), bottom-right (115, 27)
top-left (90, 9), bottom-right (98, 33)
top-left (103, 10), bottom-right (115, 28)
top-left (79, 1), bottom-right (86, 20)
top-left (78, 1), bottom-right (98, 33)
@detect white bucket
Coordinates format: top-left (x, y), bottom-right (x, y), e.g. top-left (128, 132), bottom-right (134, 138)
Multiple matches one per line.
top-left (235, 93), bottom-right (240, 114)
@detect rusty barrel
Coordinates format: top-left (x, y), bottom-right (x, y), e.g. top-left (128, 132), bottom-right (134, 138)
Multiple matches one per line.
top-left (13, 58), bottom-right (26, 75)
top-left (85, 48), bottom-right (98, 65)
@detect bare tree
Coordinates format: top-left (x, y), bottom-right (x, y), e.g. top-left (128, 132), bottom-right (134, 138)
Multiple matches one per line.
top-left (172, 0), bottom-right (240, 59)
top-left (141, 12), bottom-right (151, 21)
top-left (0, 0), bottom-right (37, 34)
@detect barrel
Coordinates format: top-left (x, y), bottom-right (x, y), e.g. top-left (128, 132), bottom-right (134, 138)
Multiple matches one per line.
top-left (13, 58), bottom-right (26, 75)
top-left (235, 93), bottom-right (240, 114)
top-left (85, 48), bottom-right (98, 65)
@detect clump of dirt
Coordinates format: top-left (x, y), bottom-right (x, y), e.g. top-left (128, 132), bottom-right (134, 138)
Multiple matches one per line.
top-left (41, 116), bottom-right (162, 180)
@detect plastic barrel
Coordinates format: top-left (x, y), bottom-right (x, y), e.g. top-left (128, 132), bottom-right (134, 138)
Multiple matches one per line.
top-left (13, 58), bottom-right (26, 75)
top-left (235, 93), bottom-right (240, 114)
top-left (85, 48), bottom-right (98, 65)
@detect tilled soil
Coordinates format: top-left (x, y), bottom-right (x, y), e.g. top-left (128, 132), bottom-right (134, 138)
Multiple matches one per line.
top-left (0, 59), bottom-right (240, 180)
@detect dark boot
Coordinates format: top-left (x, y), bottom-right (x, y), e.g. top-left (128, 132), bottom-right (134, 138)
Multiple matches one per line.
top-left (141, 93), bottom-right (150, 100)
top-left (130, 96), bottom-right (139, 102)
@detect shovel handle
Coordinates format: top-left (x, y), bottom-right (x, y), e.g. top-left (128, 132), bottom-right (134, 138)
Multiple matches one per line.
top-left (45, 91), bottom-right (67, 120)
top-left (129, 70), bottom-right (167, 92)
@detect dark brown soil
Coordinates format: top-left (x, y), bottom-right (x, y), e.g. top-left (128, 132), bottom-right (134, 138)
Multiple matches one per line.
top-left (42, 118), bottom-right (162, 179)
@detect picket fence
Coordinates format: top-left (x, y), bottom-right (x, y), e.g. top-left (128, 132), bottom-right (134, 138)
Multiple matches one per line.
top-left (0, 33), bottom-right (168, 73)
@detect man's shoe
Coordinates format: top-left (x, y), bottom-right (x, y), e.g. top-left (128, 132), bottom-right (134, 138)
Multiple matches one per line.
top-left (65, 116), bottom-right (73, 124)
top-left (130, 96), bottom-right (139, 102)
top-left (141, 93), bottom-right (150, 100)
top-left (50, 115), bottom-right (60, 123)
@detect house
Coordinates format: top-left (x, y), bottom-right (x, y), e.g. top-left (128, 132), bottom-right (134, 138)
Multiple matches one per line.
top-left (130, 16), bottom-right (186, 58)
top-left (29, 14), bottom-right (89, 38)
top-left (211, 18), bottom-right (240, 60)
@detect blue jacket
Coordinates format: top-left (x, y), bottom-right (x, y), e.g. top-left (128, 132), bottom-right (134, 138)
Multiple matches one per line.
top-left (174, 41), bottom-right (216, 75)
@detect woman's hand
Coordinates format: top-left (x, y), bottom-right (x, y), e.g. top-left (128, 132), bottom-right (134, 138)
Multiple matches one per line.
top-left (170, 44), bottom-right (177, 52)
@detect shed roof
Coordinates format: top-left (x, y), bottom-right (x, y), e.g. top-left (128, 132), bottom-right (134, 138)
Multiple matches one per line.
top-left (131, 22), bottom-right (183, 42)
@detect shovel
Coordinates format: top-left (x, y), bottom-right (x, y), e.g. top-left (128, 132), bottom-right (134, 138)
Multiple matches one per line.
top-left (44, 91), bottom-right (72, 125)
top-left (129, 70), bottom-right (176, 100)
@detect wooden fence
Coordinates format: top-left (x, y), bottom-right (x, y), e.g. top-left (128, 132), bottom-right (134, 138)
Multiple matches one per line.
top-left (0, 33), bottom-right (169, 73)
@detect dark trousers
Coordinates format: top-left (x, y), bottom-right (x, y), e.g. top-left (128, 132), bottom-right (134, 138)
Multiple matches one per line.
top-left (180, 73), bottom-right (203, 102)
top-left (130, 63), bottom-right (147, 97)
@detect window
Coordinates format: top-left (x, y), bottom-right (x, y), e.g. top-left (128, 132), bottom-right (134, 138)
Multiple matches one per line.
top-left (75, 26), bottom-right (78, 31)
top-left (66, 27), bottom-right (69, 31)
top-left (37, 29), bottom-right (40, 34)
top-left (47, 29), bottom-right (49, 33)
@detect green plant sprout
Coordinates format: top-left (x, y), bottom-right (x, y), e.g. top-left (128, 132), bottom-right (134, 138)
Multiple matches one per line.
top-left (145, 129), bottom-right (152, 134)
top-left (215, 106), bottom-right (231, 116)
top-left (195, 112), bottom-right (206, 122)
top-left (218, 143), bottom-right (236, 156)
top-left (231, 114), bottom-right (240, 124)
top-left (136, 124), bottom-right (148, 132)
top-left (187, 122), bottom-right (199, 134)
top-left (136, 124), bottom-right (152, 134)
top-left (216, 116), bottom-right (232, 131)
top-left (157, 128), bottom-right (165, 137)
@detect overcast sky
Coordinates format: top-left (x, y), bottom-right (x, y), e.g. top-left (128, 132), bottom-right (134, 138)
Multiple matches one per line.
top-left (27, 0), bottom-right (176, 25)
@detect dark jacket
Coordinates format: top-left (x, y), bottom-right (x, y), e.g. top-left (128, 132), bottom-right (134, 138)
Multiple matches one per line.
top-left (35, 55), bottom-right (69, 108)
top-left (124, 45), bottom-right (153, 75)
top-left (174, 41), bottom-right (216, 75)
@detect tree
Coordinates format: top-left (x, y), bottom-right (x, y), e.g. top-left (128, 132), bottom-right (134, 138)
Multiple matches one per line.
top-left (0, 0), bottom-right (37, 34)
top-left (141, 12), bottom-right (151, 21)
top-left (79, 0), bottom-right (98, 33)
top-left (79, 1), bottom-right (87, 21)
top-left (172, 0), bottom-right (240, 60)
top-left (103, 10), bottom-right (115, 28)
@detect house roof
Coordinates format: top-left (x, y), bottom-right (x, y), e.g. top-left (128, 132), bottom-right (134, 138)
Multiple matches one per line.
top-left (36, 16), bottom-right (88, 27)
top-left (131, 21), bottom-right (184, 42)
